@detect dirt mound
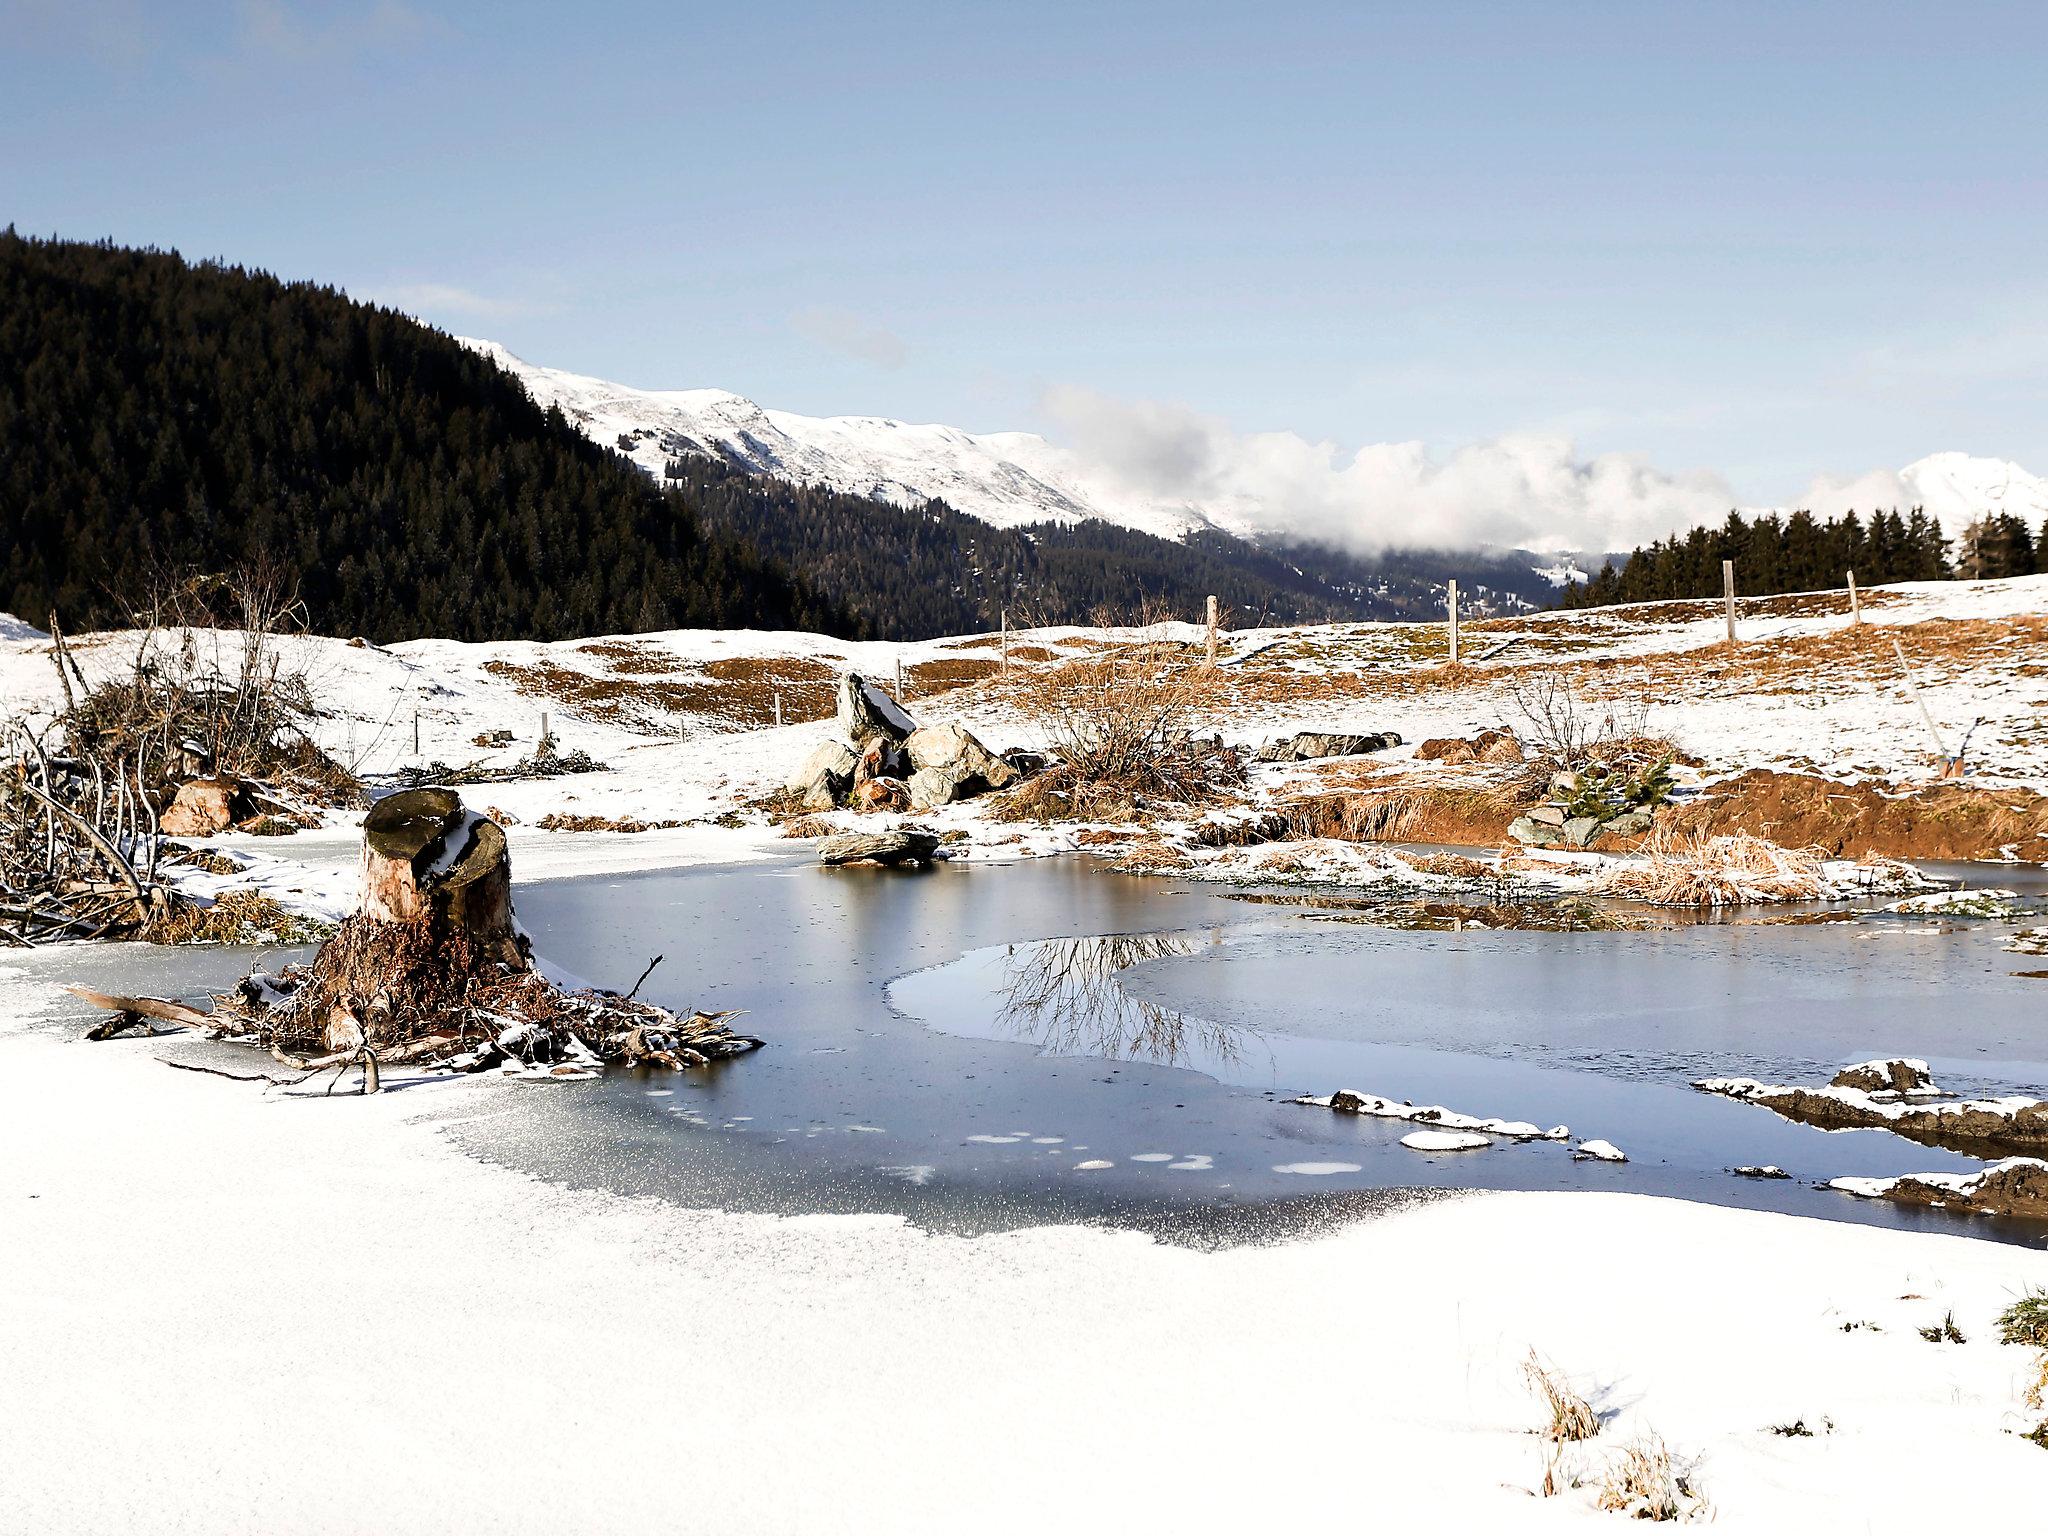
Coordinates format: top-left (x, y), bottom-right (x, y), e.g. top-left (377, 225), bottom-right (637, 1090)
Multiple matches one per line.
top-left (1666, 770), bottom-right (2048, 862)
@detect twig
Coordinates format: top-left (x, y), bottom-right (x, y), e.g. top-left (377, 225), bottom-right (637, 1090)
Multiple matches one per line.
top-left (624, 953), bottom-right (664, 1001)
top-left (159, 1057), bottom-right (295, 1086)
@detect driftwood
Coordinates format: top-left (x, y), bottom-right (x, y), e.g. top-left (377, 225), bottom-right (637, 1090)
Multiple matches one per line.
top-left (68, 985), bottom-right (215, 1039)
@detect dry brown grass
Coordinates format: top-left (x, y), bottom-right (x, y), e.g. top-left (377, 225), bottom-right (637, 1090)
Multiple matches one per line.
top-left (1596, 828), bottom-right (1826, 906)
top-left (148, 891), bottom-right (331, 945)
top-left (576, 639), bottom-right (688, 673)
top-left (482, 654), bottom-right (838, 731)
top-left (532, 812), bottom-right (684, 833)
top-left (779, 814), bottom-right (837, 839)
top-left (1278, 780), bottom-right (1521, 845)
top-left (1596, 1435), bottom-right (1701, 1521)
top-left (1526, 1352), bottom-right (1600, 1444)
top-left (907, 656), bottom-right (1001, 693)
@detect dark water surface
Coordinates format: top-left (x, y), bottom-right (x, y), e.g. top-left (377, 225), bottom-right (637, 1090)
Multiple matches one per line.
top-left (462, 854), bottom-right (2048, 1247)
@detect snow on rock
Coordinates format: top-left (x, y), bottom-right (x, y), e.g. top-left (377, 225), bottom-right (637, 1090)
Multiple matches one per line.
top-left (1828, 1157), bottom-right (2048, 1220)
top-left (0, 612), bottom-right (47, 641)
top-left (1400, 1129), bottom-right (1493, 1152)
top-left (1884, 888), bottom-right (2025, 919)
top-left (1573, 1139), bottom-right (1628, 1163)
top-left (1299, 1088), bottom-right (1568, 1141)
top-left (1828, 1058), bottom-right (1941, 1096)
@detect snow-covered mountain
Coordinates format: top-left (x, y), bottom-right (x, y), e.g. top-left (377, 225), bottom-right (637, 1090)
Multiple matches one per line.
top-left (1895, 453), bottom-right (2048, 542)
top-left (467, 340), bottom-right (2043, 570)
top-left (462, 340), bottom-right (1223, 543)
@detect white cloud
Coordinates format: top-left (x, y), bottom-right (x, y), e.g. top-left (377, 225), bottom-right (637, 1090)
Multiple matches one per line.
top-left (789, 307), bottom-right (908, 370)
top-left (1038, 386), bottom-right (1736, 555)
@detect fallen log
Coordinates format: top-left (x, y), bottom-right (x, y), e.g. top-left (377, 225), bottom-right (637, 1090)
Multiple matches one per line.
top-left (68, 985), bottom-right (216, 1038)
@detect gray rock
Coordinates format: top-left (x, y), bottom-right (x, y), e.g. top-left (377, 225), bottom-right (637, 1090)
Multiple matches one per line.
top-left (1602, 808), bottom-right (1654, 838)
top-left (1561, 816), bottom-right (1602, 849)
top-left (786, 739), bottom-right (857, 796)
top-left (905, 723), bottom-right (1017, 790)
top-left (1506, 816), bottom-right (1561, 847)
top-left (836, 674), bottom-right (917, 745)
top-left (1527, 804), bottom-right (1567, 827)
top-left (818, 829), bottom-right (941, 867)
top-left (1257, 730), bottom-right (1402, 763)
top-left (907, 764), bottom-right (966, 811)
top-left (1548, 771), bottom-right (1581, 799)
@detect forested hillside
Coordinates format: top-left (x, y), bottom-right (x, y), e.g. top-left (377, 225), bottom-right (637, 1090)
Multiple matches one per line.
top-left (0, 232), bottom-right (848, 642)
top-left (1562, 506), bottom-right (2047, 609)
top-left (661, 457), bottom-right (1556, 634)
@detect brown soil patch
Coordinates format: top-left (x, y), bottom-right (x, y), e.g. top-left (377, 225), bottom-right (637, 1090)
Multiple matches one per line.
top-left (1665, 770), bottom-right (2048, 861)
top-left (483, 654), bottom-right (839, 732)
top-left (576, 639), bottom-right (686, 673)
top-left (907, 657), bottom-right (1001, 693)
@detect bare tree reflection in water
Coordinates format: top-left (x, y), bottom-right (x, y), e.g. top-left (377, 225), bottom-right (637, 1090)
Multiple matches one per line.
top-left (994, 932), bottom-right (1264, 1071)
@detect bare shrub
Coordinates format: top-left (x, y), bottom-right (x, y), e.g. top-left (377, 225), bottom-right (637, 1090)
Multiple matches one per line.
top-left (1508, 666), bottom-right (1659, 772)
top-left (997, 604), bottom-right (1242, 822)
top-left (62, 563), bottom-right (357, 805)
top-left (1596, 828), bottom-right (1826, 907)
top-left (1596, 1434), bottom-right (1704, 1521)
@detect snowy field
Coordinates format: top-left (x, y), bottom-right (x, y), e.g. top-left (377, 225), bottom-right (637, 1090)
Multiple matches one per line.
top-left (4, 577), bottom-right (2048, 1529)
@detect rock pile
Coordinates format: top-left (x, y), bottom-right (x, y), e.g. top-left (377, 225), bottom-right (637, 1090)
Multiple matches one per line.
top-left (1255, 730), bottom-right (1402, 763)
top-left (787, 674), bottom-right (1029, 815)
top-left (1506, 760), bottom-right (1671, 850)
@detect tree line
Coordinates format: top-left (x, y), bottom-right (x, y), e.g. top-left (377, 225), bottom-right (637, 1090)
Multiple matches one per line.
top-left (1561, 507), bottom-right (2046, 608)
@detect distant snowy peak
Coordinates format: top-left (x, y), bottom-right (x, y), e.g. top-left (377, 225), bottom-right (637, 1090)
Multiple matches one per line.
top-left (1897, 453), bottom-right (2048, 539)
top-left (461, 339), bottom-right (1217, 543)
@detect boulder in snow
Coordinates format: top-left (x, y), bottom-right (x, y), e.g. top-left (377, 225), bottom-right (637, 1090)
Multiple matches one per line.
top-left (836, 674), bottom-right (916, 746)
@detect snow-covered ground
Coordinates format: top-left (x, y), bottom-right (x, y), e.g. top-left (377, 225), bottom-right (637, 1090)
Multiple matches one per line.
top-left (4, 573), bottom-right (2044, 858)
top-left (5, 579), bottom-right (2048, 1527)
top-left (4, 960), bottom-right (2048, 1533)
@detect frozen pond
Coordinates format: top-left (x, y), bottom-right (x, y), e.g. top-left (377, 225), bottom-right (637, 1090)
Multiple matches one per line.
top-left (478, 853), bottom-right (2048, 1246)
top-left (34, 852), bottom-right (2045, 1247)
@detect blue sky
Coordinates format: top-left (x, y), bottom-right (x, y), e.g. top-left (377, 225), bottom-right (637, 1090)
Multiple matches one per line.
top-left (7, 0), bottom-right (2047, 531)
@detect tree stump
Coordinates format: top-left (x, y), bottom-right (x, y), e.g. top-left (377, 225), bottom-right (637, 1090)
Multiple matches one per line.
top-left (361, 788), bottom-right (524, 969)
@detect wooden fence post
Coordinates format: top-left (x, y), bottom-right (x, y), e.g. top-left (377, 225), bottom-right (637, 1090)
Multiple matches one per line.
top-left (1204, 595), bottom-right (1219, 668)
top-left (1001, 609), bottom-right (1009, 679)
top-left (412, 708), bottom-right (420, 756)
top-left (1447, 579), bottom-right (1460, 666)
top-left (774, 689), bottom-right (783, 728)
top-left (1722, 560), bottom-right (1737, 650)
top-left (1847, 569), bottom-right (1862, 624)
top-left (895, 657), bottom-right (905, 699)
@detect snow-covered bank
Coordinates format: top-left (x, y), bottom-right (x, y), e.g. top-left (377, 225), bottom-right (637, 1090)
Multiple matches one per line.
top-left (4, 967), bottom-right (2047, 1531)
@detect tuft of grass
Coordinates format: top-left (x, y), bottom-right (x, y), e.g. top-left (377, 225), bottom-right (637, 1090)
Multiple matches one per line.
top-left (1997, 1291), bottom-right (2048, 1350)
top-left (1596, 828), bottom-right (1826, 907)
top-left (1525, 1350), bottom-right (1600, 1444)
top-left (1595, 1434), bottom-right (1704, 1522)
top-left (1917, 1310), bottom-right (1966, 1344)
